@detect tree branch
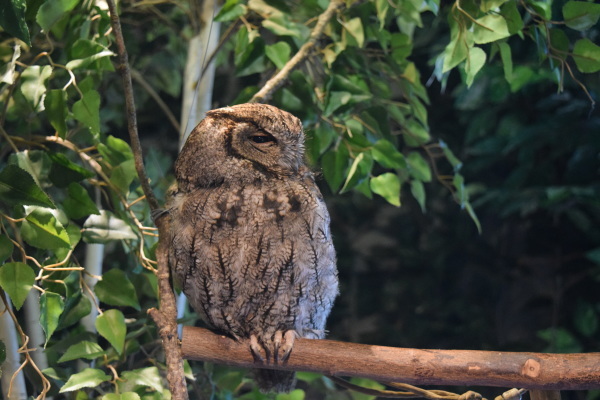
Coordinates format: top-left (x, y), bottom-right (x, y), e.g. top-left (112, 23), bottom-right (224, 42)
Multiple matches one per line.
top-left (105, 1), bottom-right (187, 399)
top-left (181, 327), bottom-right (600, 391)
top-left (249, 0), bottom-right (346, 104)
top-left (106, 0), bottom-right (159, 212)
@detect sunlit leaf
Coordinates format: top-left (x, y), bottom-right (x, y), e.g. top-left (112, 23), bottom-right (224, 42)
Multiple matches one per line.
top-left (95, 269), bottom-right (140, 310)
top-left (21, 207), bottom-right (71, 250)
top-left (59, 368), bottom-right (110, 393)
top-left (110, 159), bottom-right (137, 194)
top-left (20, 65), bottom-right (53, 110)
top-left (496, 41), bottom-right (513, 81)
top-left (58, 341), bottom-right (104, 363)
top-left (370, 173), bottom-right (401, 206)
top-left (0, 0), bottom-right (31, 45)
top-left (276, 389), bottom-right (305, 400)
top-left (465, 47), bottom-right (486, 87)
top-left (342, 17), bottom-right (365, 47)
top-left (442, 17), bottom-right (473, 72)
top-left (82, 210), bottom-right (137, 243)
top-left (103, 393), bottom-right (141, 400)
top-left (0, 262), bottom-right (35, 310)
top-left (40, 291), bottom-right (65, 346)
top-left (473, 14), bottom-right (510, 44)
top-left (96, 309), bottom-right (126, 355)
top-left (66, 39), bottom-right (114, 70)
top-left (121, 367), bottom-right (163, 393)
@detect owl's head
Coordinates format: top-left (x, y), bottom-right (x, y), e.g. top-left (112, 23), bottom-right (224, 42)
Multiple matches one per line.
top-left (175, 103), bottom-right (307, 189)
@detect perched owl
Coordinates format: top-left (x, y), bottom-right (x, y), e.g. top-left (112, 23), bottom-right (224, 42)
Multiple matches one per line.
top-left (167, 103), bottom-right (338, 393)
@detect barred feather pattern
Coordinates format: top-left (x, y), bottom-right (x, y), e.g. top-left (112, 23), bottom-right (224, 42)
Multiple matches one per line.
top-left (167, 104), bottom-right (338, 393)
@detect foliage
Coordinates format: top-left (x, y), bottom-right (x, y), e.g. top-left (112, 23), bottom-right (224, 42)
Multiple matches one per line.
top-left (0, 0), bottom-right (598, 399)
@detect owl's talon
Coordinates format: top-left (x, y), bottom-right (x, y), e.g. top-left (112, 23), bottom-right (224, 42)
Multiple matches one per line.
top-left (280, 330), bottom-right (297, 362)
top-left (250, 334), bottom-right (264, 363)
top-left (273, 331), bottom-right (283, 361)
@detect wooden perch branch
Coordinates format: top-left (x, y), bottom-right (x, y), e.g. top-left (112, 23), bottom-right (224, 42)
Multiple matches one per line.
top-left (249, 0), bottom-right (346, 104)
top-left (181, 326), bottom-right (600, 391)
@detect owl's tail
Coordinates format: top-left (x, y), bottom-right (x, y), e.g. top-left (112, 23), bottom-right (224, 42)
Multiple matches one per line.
top-left (254, 368), bottom-right (296, 393)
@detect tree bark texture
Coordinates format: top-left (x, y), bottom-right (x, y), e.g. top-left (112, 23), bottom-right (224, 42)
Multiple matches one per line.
top-left (181, 326), bottom-right (600, 391)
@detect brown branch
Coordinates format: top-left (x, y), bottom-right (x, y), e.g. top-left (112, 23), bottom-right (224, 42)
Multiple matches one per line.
top-left (105, 1), bottom-right (186, 399)
top-left (181, 326), bottom-right (600, 391)
top-left (106, 0), bottom-right (159, 212)
top-left (249, 0), bottom-right (346, 104)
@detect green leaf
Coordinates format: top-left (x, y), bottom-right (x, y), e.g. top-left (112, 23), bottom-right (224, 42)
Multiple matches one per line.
top-left (548, 29), bottom-right (569, 60)
top-left (96, 309), bottom-right (126, 355)
top-left (323, 91), bottom-right (353, 117)
top-left (97, 135), bottom-right (134, 164)
top-left (110, 159), bottom-right (137, 194)
top-left (44, 89), bottom-right (68, 137)
top-left (563, 1), bottom-right (600, 31)
top-left (21, 207), bottom-right (71, 250)
top-left (480, 0), bottom-right (508, 13)
top-left (500, 1), bottom-right (523, 34)
top-left (103, 393), bottom-right (141, 400)
top-left (0, 0), bottom-right (31, 45)
top-left (410, 180), bottom-right (426, 212)
top-left (95, 269), bottom-right (140, 310)
top-left (342, 17), bottom-right (365, 47)
top-left (121, 367), bottom-right (163, 393)
top-left (265, 41), bottom-right (291, 70)
top-left (341, 152), bottom-right (373, 194)
top-left (58, 341), bottom-right (104, 363)
top-left (36, 0), bottom-right (80, 32)
top-left (572, 38), bottom-right (600, 73)
top-left (371, 140), bottom-right (406, 169)
top-left (404, 120), bottom-right (430, 146)
top-left (40, 291), bottom-right (65, 346)
top-left (370, 173), bottom-right (401, 206)
top-left (464, 202), bottom-right (481, 233)
top-left (72, 89), bottom-right (100, 134)
top-left (262, 15), bottom-right (304, 38)
top-left (464, 47), bottom-right (486, 87)
top-left (442, 17), bottom-right (473, 72)
top-left (59, 368), bottom-right (111, 393)
top-left (391, 33), bottom-right (412, 62)
top-left (473, 14), bottom-right (510, 44)
top-left (48, 152), bottom-right (95, 187)
top-left (1, 43), bottom-right (20, 85)
top-left (0, 165), bottom-right (54, 208)
top-left (0, 262), bottom-right (35, 310)
top-left (82, 210), bottom-right (137, 243)
top-left (66, 39), bottom-right (114, 70)
top-left (276, 389), bottom-right (305, 400)
top-left (322, 146), bottom-right (349, 193)
top-left (406, 152), bottom-right (432, 182)
top-left (496, 41), bottom-right (513, 81)
top-left (20, 65), bottom-right (53, 110)
top-left (439, 140), bottom-right (462, 171)
top-left (0, 234), bottom-right (14, 263)
top-left (349, 377), bottom-right (385, 400)
top-left (215, 0), bottom-right (247, 22)
top-left (63, 182), bottom-right (100, 220)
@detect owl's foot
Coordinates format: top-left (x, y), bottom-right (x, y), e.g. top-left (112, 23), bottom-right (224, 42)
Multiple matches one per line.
top-left (250, 334), bottom-right (266, 363)
top-left (276, 330), bottom-right (298, 362)
top-left (249, 330), bottom-right (298, 364)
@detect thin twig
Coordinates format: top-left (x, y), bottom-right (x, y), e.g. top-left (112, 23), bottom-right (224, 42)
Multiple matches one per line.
top-left (249, 0), bottom-right (347, 103)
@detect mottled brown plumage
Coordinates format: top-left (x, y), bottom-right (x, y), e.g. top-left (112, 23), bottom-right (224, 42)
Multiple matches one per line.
top-left (167, 103), bottom-right (338, 392)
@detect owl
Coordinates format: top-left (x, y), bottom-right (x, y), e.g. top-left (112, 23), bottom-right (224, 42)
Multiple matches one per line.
top-left (167, 103), bottom-right (339, 393)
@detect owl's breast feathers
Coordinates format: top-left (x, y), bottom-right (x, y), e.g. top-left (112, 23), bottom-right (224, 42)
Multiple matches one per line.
top-left (168, 177), bottom-right (338, 341)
